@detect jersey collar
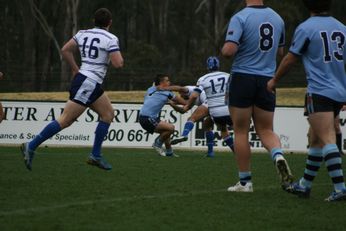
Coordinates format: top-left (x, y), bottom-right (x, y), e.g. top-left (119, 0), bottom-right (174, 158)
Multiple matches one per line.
top-left (247, 5), bottom-right (267, 9)
top-left (313, 14), bottom-right (330, 17)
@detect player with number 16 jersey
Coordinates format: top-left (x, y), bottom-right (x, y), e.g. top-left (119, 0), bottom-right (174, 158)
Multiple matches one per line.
top-left (20, 8), bottom-right (124, 171)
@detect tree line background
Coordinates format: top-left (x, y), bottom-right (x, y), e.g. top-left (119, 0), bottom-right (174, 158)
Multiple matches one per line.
top-left (0, 0), bottom-right (345, 92)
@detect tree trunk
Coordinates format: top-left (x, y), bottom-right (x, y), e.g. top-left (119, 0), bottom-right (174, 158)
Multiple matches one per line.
top-left (60, 0), bottom-right (79, 91)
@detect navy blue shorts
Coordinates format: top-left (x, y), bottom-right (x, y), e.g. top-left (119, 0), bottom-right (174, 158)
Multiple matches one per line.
top-left (139, 116), bottom-right (160, 134)
top-left (305, 93), bottom-right (343, 117)
top-left (228, 73), bottom-right (275, 112)
top-left (69, 73), bottom-right (104, 107)
top-left (212, 115), bottom-right (233, 127)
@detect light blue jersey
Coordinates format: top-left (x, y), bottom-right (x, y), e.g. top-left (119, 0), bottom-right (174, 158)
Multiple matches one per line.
top-left (140, 86), bottom-right (175, 118)
top-left (226, 6), bottom-right (285, 77)
top-left (289, 15), bottom-right (346, 102)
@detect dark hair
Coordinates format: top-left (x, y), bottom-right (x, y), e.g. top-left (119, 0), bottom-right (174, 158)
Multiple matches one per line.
top-left (154, 74), bottom-right (168, 86)
top-left (94, 8), bottom-right (112, 28)
top-left (303, 0), bottom-right (331, 13)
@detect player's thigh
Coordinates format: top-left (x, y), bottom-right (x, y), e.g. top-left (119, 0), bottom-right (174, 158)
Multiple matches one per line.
top-left (306, 93), bottom-right (341, 144)
top-left (58, 100), bottom-right (86, 128)
top-left (253, 106), bottom-right (274, 132)
top-left (155, 121), bottom-right (174, 134)
top-left (334, 115), bottom-right (341, 134)
top-left (90, 93), bottom-right (114, 123)
top-left (229, 106), bottom-right (252, 133)
top-left (309, 112), bottom-right (335, 145)
top-left (190, 105), bottom-right (209, 122)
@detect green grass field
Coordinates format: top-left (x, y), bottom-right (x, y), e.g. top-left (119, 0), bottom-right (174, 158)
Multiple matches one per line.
top-left (0, 147), bottom-right (344, 231)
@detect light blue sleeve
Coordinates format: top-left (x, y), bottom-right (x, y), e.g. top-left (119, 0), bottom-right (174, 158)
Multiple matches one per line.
top-left (289, 25), bottom-right (310, 56)
top-left (225, 15), bottom-right (243, 45)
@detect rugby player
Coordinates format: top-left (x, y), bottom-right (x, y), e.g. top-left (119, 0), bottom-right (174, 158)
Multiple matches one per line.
top-left (21, 8), bottom-right (124, 171)
top-left (267, 0), bottom-right (346, 201)
top-left (169, 85), bottom-right (216, 157)
top-left (222, 0), bottom-right (293, 192)
top-left (182, 57), bottom-right (235, 154)
top-left (139, 74), bottom-right (186, 157)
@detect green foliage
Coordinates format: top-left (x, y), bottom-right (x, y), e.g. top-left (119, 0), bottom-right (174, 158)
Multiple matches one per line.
top-left (1, 0), bottom-right (345, 91)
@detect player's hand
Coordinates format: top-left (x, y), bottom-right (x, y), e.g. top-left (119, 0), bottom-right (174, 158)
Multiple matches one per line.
top-left (267, 78), bottom-right (277, 94)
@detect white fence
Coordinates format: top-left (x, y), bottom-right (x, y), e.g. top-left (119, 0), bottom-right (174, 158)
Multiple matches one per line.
top-left (1, 101), bottom-right (346, 152)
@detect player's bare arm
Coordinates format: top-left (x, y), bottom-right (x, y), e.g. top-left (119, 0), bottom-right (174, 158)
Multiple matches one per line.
top-left (156, 85), bottom-right (188, 93)
top-left (168, 100), bottom-right (185, 114)
top-left (221, 42), bottom-right (239, 58)
top-left (61, 39), bottom-right (80, 76)
top-left (110, 51), bottom-right (124, 68)
top-left (267, 52), bottom-right (299, 93)
top-left (278, 47), bottom-right (284, 57)
top-left (172, 95), bottom-right (187, 106)
top-left (183, 91), bottom-right (199, 112)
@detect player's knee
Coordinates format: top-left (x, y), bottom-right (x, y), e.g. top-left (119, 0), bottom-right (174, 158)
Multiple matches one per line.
top-left (100, 110), bottom-right (114, 123)
top-left (169, 124), bottom-right (175, 133)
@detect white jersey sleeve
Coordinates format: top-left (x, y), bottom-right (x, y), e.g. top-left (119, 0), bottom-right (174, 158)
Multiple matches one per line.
top-left (186, 85), bottom-right (207, 106)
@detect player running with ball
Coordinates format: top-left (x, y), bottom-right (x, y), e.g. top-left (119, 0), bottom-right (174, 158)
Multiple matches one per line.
top-left (268, 0), bottom-right (346, 201)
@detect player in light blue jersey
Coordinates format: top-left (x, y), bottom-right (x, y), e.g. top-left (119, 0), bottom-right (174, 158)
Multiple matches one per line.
top-left (268, 0), bottom-right (346, 202)
top-left (222, 0), bottom-right (293, 192)
top-left (21, 8), bottom-right (124, 171)
top-left (139, 74), bottom-right (186, 157)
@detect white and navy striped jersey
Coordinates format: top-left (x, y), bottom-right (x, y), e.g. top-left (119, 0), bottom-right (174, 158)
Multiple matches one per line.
top-left (73, 28), bottom-right (120, 84)
top-left (194, 72), bottom-right (230, 118)
top-left (186, 86), bottom-right (207, 106)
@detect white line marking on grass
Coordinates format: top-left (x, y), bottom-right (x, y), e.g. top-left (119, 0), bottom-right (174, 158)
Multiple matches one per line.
top-left (0, 183), bottom-right (330, 217)
top-left (0, 189), bottom-right (226, 216)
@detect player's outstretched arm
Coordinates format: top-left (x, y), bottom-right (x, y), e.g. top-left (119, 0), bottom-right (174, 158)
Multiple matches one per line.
top-left (267, 52), bottom-right (299, 93)
top-left (110, 51), bottom-right (124, 68)
top-left (183, 92), bottom-right (199, 112)
top-left (156, 85), bottom-right (187, 93)
top-left (173, 95), bottom-right (187, 106)
top-left (61, 39), bottom-right (80, 76)
top-left (168, 100), bottom-right (185, 114)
